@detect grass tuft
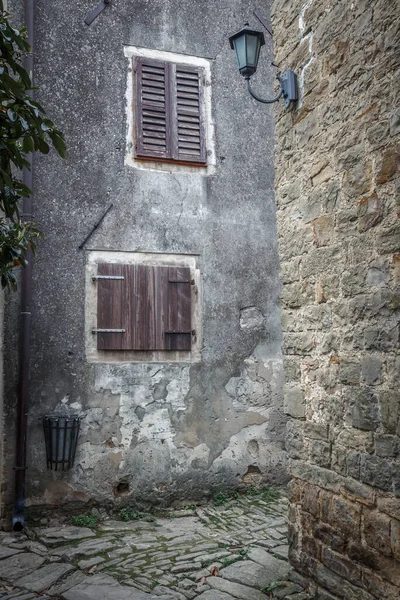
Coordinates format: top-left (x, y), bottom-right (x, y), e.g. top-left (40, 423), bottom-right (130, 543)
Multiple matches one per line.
top-left (70, 514), bottom-right (100, 529)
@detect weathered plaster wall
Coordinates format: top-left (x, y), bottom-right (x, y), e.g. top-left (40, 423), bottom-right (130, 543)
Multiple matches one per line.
top-left (271, 0), bottom-right (400, 597)
top-left (2, 0), bottom-right (286, 520)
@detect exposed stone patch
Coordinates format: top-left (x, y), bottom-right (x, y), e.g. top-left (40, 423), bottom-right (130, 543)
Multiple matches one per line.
top-left (239, 307), bottom-right (265, 330)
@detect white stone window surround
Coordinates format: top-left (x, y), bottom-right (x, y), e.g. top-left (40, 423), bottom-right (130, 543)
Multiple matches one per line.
top-left (124, 45), bottom-right (216, 175)
top-left (85, 250), bottom-right (202, 364)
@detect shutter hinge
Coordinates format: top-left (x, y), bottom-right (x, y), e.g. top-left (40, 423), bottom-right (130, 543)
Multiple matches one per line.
top-left (165, 330), bottom-right (195, 335)
top-left (169, 279), bottom-right (195, 285)
top-left (92, 328), bottom-right (125, 334)
top-left (92, 275), bottom-right (125, 281)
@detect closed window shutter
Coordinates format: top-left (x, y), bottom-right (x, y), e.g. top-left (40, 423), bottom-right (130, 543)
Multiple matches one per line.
top-left (135, 58), bottom-right (170, 160)
top-left (96, 264), bottom-right (192, 351)
top-left (135, 58), bottom-right (206, 165)
top-left (165, 267), bottom-right (192, 350)
top-left (125, 264), bottom-right (149, 350)
top-left (171, 65), bottom-right (206, 164)
top-left (96, 263), bottom-right (126, 350)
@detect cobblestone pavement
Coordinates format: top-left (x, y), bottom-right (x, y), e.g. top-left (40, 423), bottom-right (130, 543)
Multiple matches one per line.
top-left (0, 489), bottom-right (312, 600)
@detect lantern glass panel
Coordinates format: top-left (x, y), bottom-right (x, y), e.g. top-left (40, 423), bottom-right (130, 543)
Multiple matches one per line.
top-left (246, 34), bottom-right (260, 67)
top-left (233, 35), bottom-right (246, 70)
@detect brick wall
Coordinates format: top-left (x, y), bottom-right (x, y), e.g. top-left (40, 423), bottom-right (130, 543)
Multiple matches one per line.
top-left (271, 0), bottom-right (400, 597)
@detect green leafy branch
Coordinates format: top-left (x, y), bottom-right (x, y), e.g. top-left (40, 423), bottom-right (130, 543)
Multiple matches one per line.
top-left (0, 0), bottom-right (66, 289)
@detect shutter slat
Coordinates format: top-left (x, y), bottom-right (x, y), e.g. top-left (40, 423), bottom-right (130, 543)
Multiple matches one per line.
top-left (178, 131), bottom-right (200, 138)
top-left (176, 71), bottom-right (199, 80)
top-left (143, 131), bottom-right (166, 139)
top-left (177, 92), bottom-right (200, 101)
top-left (142, 110), bottom-right (166, 118)
top-left (143, 141), bottom-right (167, 148)
top-left (178, 123), bottom-right (200, 132)
top-left (176, 114), bottom-right (202, 124)
top-left (177, 102), bottom-right (200, 110)
top-left (142, 80), bottom-right (166, 89)
top-left (178, 148), bottom-right (201, 156)
top-left (178, 137), bottom-right (200, 150)
top-left (144, 123), bottom-right (168, 132)
top-left (142, 100), bottom-right (166, 110)
top-left (142, 86), bottom-right (165, 95)
top-left (142, 66), bottom-right (165, 74)
top-left (177, 85), bottom-right (200, 93)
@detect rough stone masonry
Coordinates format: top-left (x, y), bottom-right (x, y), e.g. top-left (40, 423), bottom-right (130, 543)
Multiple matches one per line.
top-left (271, 0), bottom-right (400, 597)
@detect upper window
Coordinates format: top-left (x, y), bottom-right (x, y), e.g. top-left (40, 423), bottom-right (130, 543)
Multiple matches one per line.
top-left (134, 58), bottom-right (207, 165)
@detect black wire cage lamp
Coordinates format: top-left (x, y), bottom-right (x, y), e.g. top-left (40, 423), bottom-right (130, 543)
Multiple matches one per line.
top-left (229, 24), bottom-right (298, 109)
top-left (43, 415), bottom-right (81, 471)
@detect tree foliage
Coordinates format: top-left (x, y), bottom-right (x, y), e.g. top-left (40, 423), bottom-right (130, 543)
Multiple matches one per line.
top-left (0, 0), bottom-right (66, 289)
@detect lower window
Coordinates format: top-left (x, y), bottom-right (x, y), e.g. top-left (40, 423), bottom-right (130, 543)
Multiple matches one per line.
top-left (86, 251), bottom-right (201, 363)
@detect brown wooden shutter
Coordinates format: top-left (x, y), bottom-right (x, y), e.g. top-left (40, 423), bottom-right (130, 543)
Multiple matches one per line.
top-left (96, 264), bottom-right (192, 351)
top-left (171, 65), bottom-right (206, 164)
top-left (135, 58), bottom-right (170, 160)
top-left (165, 267), bottom-right (192, 350)
top-left (125, 264), bottom-right (149, 350)
top-left (96, 263), bottom-right (126, 350)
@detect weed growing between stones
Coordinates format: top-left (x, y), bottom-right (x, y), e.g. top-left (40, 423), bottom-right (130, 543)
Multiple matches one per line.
top-left (70, 514), bottom-right (100, 528)
top-left (220, 550), bottom-right (247, 569)
top-left (212, 491), bottom-right (229, 505)
top-left (212, 490), bottom-right (239, 505)
top-left (246, 485), bottom-right (280, 502)
top-left (212, 486), bottom-right (279, 506)
top-left (118, 508), bottom-right (157, 522)
top-left (263, 581), bottom-right (280, 596)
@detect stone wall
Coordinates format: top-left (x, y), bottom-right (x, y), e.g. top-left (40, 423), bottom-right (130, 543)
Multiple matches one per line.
top-left (271, 0), bottom-right (400, 597)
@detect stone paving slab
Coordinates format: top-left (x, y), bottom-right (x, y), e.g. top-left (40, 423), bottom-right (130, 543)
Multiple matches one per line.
top-left (196, 592), bottom-right (234, 600)
top-left (36, 526), bottom-right (96, 545)
top-left (17, 564), bottom-right (75, 593)
top-left (62, 574), bottom-right (172, 600)
top-left (247, 547), bottom-right (291, 579)
top-left (0, 488), bottom-right (313, 600)
top-left (207, 575), bottom-right (267, 599)
top-left (0, 554), bottom-right (46, 584)
top-left (0, 549), bottom-right (23, 561)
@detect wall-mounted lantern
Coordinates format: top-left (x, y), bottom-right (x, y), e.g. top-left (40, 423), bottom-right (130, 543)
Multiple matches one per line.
top-left (229, 24), bottom-right (298, 109)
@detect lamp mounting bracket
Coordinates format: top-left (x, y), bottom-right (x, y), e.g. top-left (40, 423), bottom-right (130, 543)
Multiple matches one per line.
top-left (246, 70), bottom-right (298, 109)
top-left (85, 0), bottom-right (111, 26)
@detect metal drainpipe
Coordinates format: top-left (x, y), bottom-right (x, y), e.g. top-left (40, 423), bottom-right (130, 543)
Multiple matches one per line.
top-left (13, 0), bottom-right (34, 532)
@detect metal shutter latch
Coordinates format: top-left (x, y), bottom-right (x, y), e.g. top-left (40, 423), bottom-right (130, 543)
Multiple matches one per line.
top-left (92, 275), bottom-right (124, 281)
top-left (92, 328), bottom-right (125, 334)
